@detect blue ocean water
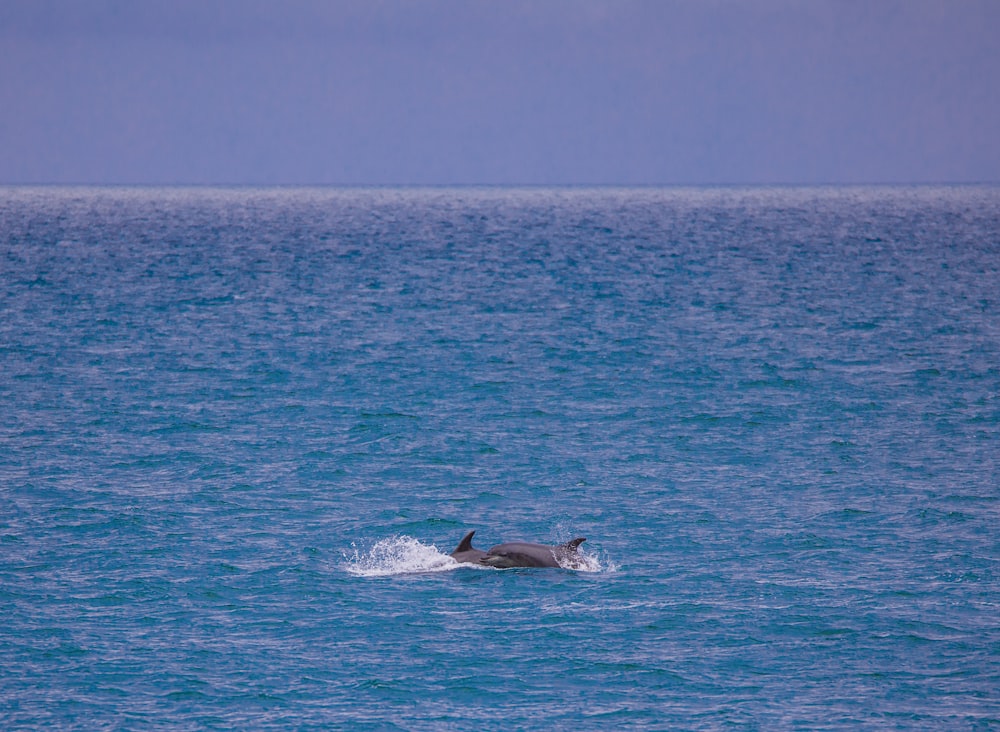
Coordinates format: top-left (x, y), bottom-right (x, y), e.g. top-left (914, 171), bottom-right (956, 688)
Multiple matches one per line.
top-left (1, 186), bottom-right (998, 729)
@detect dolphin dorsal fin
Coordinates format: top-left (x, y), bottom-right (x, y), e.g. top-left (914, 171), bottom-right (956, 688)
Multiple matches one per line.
top-left (454, 530), bottom-right (477, 553)
top-left (562, 537), bottom-right (586, 551)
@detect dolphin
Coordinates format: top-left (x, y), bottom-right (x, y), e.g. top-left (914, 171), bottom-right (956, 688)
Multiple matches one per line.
top-left (480, 537), bottom-right (587, 569)
top-left (450, 530), bottom-right (488, 564)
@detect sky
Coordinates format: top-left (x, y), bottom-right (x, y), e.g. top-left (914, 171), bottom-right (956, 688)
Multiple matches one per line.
top-left (1, 0), bottom-right (999, 186)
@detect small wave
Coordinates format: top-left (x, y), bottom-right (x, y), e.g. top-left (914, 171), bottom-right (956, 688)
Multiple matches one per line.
top-left (343, 535), bottom-right (462, 577)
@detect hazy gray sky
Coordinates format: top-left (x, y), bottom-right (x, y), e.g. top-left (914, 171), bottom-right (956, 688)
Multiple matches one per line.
top-left (2, 0), bottom-right (998, 185)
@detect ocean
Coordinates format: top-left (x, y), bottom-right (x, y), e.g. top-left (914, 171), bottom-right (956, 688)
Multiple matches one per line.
top-left (1, 186), bottom-right (998, 729)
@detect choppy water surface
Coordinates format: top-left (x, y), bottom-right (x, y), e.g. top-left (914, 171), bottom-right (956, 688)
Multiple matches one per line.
top-left (1, 186), bottom-right (998, 728)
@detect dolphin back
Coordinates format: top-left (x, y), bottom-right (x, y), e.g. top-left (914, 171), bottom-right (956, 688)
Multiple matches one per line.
top-left (481, 537), bottom-right (587, 568)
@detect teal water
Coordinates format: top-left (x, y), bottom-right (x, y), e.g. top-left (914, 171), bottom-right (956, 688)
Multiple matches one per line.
top-left (1, 186), bottom-right (998, 729)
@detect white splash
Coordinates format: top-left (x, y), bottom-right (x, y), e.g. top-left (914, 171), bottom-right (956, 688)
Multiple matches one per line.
top-left (343, 535), bottom-right (460, 577)
top-left (559, 545), bottom-right (614, 573)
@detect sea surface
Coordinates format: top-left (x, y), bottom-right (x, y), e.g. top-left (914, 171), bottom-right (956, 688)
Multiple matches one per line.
top-left (1, 186), bottom-right (998, 729)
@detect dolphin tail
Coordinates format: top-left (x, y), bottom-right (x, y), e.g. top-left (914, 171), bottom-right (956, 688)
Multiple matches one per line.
top-left (454, 530), bottom-right (478, 554)
top-left (562, 538), bottom-right (586, 551)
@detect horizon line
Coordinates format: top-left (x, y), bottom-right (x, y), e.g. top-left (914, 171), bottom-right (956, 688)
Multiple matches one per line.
top-left (3, 180), bottom-right (999, 189)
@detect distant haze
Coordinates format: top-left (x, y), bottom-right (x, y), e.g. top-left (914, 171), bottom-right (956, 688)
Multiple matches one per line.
top-left (2, 0), bottom-right (998, 185)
